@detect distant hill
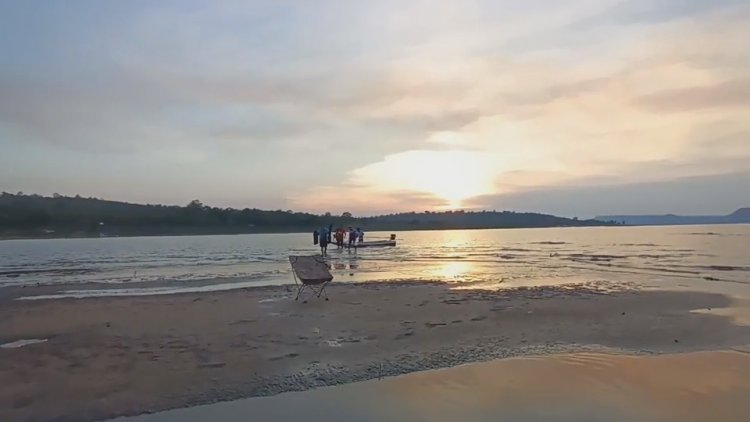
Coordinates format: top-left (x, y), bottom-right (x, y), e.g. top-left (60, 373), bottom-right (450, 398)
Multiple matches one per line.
top-left (596, 208), bottom-right (750, 226)
top-left (0, 192), bottom-right (615, 239)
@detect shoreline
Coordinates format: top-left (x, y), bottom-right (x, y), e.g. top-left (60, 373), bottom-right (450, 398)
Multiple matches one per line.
top-left (0, 223), bottom-right (626, 242)
top-left (4, 222), bottom-right (750, 241)
top-left (2, 281), bottom-right (749, 421)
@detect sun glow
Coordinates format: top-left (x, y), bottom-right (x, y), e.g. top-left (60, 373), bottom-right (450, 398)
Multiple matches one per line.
top-left (352, 150), bottom-right (496, 208)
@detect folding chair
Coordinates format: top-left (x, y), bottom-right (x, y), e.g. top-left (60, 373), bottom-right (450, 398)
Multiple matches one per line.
top-left (289, 255), bottom-right (333, 302)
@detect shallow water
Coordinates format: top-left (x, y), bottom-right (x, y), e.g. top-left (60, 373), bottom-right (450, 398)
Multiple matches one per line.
top-left (118, 350), bottom-right (750, 422)
top-left (2, 225), bottom-right (749, 297)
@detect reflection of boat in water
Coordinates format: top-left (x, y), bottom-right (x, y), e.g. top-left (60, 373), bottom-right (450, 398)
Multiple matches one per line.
top-left (356, 240), bottom-right (396, 248)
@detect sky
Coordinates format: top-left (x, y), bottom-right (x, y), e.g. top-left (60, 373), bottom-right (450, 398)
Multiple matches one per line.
top-left (1, 0), bottom-right (749, 217)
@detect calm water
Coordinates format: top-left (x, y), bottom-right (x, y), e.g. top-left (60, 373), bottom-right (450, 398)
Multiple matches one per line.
top-left (1, 225), bottom-right (749, 297)
top-left (120, 350), bottom-right (750, 422)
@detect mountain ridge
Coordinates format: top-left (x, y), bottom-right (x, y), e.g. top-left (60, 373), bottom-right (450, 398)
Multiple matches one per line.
top-left (596, 208), bottom-right (750, 226)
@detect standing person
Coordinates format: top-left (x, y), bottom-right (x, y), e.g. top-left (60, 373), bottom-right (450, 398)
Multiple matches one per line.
top-left (335, 227), bottom-right (344, 249)
top-left (327, 224), bottom-right (333, 244)
top-left (319, 226), bottom-right (329, 257)
top-left (358, 228), bottom-right (364, 243)
top-left (348, 226), bottom-right (356, 250)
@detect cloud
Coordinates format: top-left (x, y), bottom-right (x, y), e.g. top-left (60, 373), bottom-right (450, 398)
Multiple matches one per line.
top-left (1, 1), bottom-right (749, 215)
top-left (579, 0), bottom-right (745, 26)
top-left (634, 79), bottom-right (750, 112)
top-left (290, 184), bottom-right (449, 216)
top-left (471, 171), bottom-right (750, 218)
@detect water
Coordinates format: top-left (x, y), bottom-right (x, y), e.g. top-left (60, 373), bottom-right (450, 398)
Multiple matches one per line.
top-left (1, 225), bottom-right (749, 297)
top-left (118, 350), bottom-right (750, 422)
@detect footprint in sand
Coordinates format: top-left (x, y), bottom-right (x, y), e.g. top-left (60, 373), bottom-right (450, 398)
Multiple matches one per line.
top-left (395, 331), bottom-right (414, 340)
top-left (197, 361), bottom-right (226, 368)
top-left (326, 339), bottom-right (342, 347)
top-left (269, 353), bottom-right (299, 361)
top-left (12, 395), bottom-right (34, 409)
top-left (228, 319), bottom-right (256, 325)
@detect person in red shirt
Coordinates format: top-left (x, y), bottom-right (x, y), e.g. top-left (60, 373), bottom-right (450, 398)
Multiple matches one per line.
top-left (335, 228), bottom-right (345, 249)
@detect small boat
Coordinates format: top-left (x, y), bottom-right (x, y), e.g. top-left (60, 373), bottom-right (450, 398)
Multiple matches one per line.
top-left (356, 240), bottom-right (396, 248)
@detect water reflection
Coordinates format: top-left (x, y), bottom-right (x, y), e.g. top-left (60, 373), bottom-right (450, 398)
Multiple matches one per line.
top-left (5, 225), bottom-right (750, 298)
top-left (434, 261), bottom-right (472, 279)
top-left (121, 351), bottom-right (750, 422)
top-left (438, 229), bottom-right (472, 249)
top-left (692, 298), bottom-right (750, 326)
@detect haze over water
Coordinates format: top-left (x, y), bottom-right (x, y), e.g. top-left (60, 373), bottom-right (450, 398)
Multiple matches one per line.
top-left (2, 224), bottom-right (748, 298)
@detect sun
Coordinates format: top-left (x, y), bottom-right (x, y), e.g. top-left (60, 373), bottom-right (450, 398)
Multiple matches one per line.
top-left (352, 150), bottom-right (496, 208)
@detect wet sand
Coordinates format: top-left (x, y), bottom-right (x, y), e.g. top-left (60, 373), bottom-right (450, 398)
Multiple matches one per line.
top-left (120, 350), bottom-right (750, 422)
top-left (1, 281), bottom-right (750, 421)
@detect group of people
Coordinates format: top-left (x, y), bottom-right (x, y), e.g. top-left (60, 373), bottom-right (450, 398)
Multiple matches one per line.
top-left (314, 225), bottom-right (364, 256)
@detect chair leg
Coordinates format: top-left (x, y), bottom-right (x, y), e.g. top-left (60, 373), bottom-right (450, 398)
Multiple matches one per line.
top-left (293, 272), bottom-right (301, 301)
top-left (295, 283), bottom-right (330, 302)
top-left (317, 283), bottom-right (329, 300)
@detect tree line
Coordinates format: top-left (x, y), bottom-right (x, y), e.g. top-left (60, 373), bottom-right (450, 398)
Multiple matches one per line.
top-left (0, 192), bottom-right (617, 238)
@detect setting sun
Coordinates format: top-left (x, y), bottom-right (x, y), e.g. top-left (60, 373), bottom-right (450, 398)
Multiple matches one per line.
top-left (352, 150), bottom-right (497, 208)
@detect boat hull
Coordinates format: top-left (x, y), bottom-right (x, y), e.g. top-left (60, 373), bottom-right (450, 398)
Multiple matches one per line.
top-left (354, 240), bottom-right (396, 248)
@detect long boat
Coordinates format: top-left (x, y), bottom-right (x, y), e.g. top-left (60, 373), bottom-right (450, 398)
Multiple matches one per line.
top-left (356, 240), bottom-right (396, 248)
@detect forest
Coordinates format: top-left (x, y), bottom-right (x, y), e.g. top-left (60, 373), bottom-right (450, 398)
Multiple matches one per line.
top-left (0, 192), bottom-right (617, 239)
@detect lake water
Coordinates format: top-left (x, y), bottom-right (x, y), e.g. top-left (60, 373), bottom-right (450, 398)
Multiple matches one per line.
top-left (1, 225), bottom-right (749, 298)
top-left (119, 350), bottom-right (750, 422)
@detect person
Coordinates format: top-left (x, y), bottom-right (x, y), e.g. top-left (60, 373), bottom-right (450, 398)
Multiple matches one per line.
top-left (335, 227), bottom-right (345, 249)
top-left (358, 228), bottom-right (364, 243)
top-left (319, 226), bottom-right (329, 256)
top-left (348, 226), bottom-right (357, 250)
top-left (327, 224), bottom-right (333, 244)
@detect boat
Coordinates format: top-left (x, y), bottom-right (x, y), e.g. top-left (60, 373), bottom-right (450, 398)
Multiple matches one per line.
top-left (356, 240), bottom-right (396, 248)
top-left (354, 233), bottom-right (397, 248)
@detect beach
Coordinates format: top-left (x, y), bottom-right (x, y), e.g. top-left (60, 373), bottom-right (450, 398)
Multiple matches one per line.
top-left (3, 280), bottom-right (750, 421)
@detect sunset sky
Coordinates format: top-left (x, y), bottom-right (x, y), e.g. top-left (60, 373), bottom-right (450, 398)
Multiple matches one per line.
top-left (1, 0), bottom-right (749, 217)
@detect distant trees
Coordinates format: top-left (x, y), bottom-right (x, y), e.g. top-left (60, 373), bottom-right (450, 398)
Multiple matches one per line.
top-left (0, 193), bottom-right (616, 239)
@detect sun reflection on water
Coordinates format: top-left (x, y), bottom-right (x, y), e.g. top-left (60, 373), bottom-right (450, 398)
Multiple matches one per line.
top-left (434, 261), bottom-right (472, 279)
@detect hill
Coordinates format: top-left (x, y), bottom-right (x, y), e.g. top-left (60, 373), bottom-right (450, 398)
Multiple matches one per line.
top-left (596, 208), bottom-right (750, 226)
top-left (730, 207), bottom-right (750, 219)
top-left (0, 193), bottom-right (615, 239)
